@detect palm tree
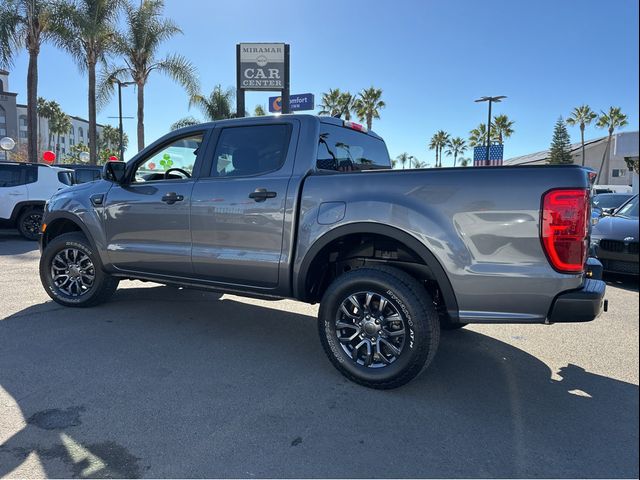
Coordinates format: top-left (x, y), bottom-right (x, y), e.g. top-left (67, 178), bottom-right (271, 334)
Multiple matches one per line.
top-left (354, 87), bottom-right (385, 130)
top-left (37, 97), bottom-right (57, 149)
top-left (55, 0), bottom-right (121, 164)
top-left (429, 130), bottom-right (450, 167)
top-left (98, 0), bottom-right (198, 152)
top-left (492, 114), bottom-right (514, 145)
top-left (337, 91), bottom-right (356, 120)
top-left (469, 123), bottom-right (489, 147)
top-left (396, 152), bottom-right (410, 169)
top-left (566, 105), bottom-right (597, 166)
top-left (0, 0), bottom-right (67, 162)
top-left (445, 137), bottom-right (467, 167)
top-left (428, 133), bottom-right (439, 167)
top-left (319, 88), bottom-right (342, 117)
top-left (595, 107), bottom-right (628, 183)
top-left (189, 84), bottom-right (235, 120)
top-left (412, 159), bottom-right (426, 168)
top-left (254, 104), bottom-right (266, 116)
top-left (170, 116), bottom-right (199, 131)
top-left (459, 157), bottom-right (471, 167)
top-left (49, 109), bottom-right (71, 159)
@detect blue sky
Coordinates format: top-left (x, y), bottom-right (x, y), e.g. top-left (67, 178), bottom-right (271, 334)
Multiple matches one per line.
top-left (6, 0), bottom-right (640, 165)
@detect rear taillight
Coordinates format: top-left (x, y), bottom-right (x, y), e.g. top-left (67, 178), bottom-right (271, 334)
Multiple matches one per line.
top-left (541, 189), bottom-right (589, 273)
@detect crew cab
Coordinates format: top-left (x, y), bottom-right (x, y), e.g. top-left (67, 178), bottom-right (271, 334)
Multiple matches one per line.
top-left (38, 115), bottom-right (607, 388)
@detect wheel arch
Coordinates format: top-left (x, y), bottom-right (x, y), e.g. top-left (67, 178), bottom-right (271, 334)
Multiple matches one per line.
top-left (295, 222), bottom-right (459, 321)
top-left (10, 201), bottom-right (46, 223)
top-left (41, 212), bottom-right (99, 254)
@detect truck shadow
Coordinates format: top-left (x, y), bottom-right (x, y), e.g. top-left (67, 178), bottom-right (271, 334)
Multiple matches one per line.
top-left (604, 272), bottom-right (639, 292)
top-left (0, 230), bottom-right (39, 256)
top-left (0, 286), bottom-right (637, 478)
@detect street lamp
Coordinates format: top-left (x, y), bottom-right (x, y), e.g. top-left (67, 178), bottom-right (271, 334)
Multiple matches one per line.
top-left (109, 77), bottom-right (136, 162)
top-left (475, 95), bottom-right (506, 166)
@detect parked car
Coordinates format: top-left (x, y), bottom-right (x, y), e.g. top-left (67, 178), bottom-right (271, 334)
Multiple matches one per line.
top-left (592, 192), bottom-right (635, 221)
top-left (0, 162), bottom-right (73, 240)
top-left (57, 164), bottom-right (103, 184)
top-left (38, 115), bottom-right (607, 389)
top-left (591, 194), bottom-right (639, 276)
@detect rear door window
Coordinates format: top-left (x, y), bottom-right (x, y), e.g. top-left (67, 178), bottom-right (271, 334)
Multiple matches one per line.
top-left (210, 124), bottom-right (292, 177)
top-left (317, 125), bottom-right (391, 171)
top-left (0, 165), bottom-right (24, 187)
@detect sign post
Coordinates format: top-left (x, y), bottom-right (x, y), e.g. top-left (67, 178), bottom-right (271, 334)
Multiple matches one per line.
top-left (237, 43), bottom-right (290, 117)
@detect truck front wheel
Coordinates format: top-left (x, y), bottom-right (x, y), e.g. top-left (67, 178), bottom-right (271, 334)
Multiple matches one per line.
top-left (40, 232), bottom-right (119, 307)
top-left (318, 267), bottom-right (440, 389)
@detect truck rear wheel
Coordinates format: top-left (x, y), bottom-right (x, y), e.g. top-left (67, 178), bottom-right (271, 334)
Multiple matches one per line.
top-left (318, 266), bottom-right (440, 389)
top-left (40, 232), bottom-right (119, 307)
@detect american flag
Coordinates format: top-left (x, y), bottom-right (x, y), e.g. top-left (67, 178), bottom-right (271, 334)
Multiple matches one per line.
top-left (473, 145), bottom-right (504, 166)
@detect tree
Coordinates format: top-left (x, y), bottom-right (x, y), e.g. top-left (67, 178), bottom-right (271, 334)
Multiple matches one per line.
top-left (566, 105), bottom-right (597, 166)
top-left (55, 0), bottom-right (121, 164)
top-left (50, 109), bottom-right (71, 159)
top-left (98, 0), bottom-right (199, 152)
top-left (0, 0), bottom-right (67, 162)
top-left (396, 152), bottom-right (410, 169)
top-left (428, 130), bottom-right (450, 167)
top-left (98, 124), bottom-right (127, 152)
top-left (412, 159), bottom-right (426, 168)
top-left (170, 116), bottom-right (199, 130)
top-left (254, 104), bottom-right (266, 116)
top-left (492, 114), bottom-right (514, 145)
top-left (319, 88), bottom-right (342, 117)
top-left (445, 137), bottom-right (467, 167)
top-left (548, 117), bottom-right (573, 165)
top-left (337, 91), bottom-right (356, 120)
top-left (459, 157), bottom-right (471, 167)
top-left (37, 97), bottom-right (57, 149)
top-left (189, 84), bottom-right (235, 120)
top-left (595, 107), bottom-right (628, 183)
top-left (354, 87), bottom-right (385, 130)
top-left (469, 123), bottom-right (490, 147)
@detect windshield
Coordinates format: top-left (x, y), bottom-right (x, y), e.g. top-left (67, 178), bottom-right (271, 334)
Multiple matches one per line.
top-left (614, 195), bottom-right (639, 219)
top-left (592, 194), bottom-right (632, 209)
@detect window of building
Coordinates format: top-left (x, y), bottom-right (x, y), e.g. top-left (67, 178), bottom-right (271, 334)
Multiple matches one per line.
top-left (317, 124), bottom-right (391, 171)
top-left (0, 105), bottom-right (6, 129)
top-left (19, 130), bottom-right (27, 139)
top-left (210, 124), bottom-right (292, 177)
top-left (78, 127), bottom-right (84, 140)
top-left (19, 115), bottom-right (27, 128)
top-left (612, 169), bottom-right (627, 178)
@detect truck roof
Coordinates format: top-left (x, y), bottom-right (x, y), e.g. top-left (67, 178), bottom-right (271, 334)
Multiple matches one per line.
top-left (173, 114), bottom-right (384, 141)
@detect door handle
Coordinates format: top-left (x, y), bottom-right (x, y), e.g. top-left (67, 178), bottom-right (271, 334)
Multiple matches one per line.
top-left (161, 192), bottom-right (184, 205)
top-left (248, 188), bottom-right (277, 202)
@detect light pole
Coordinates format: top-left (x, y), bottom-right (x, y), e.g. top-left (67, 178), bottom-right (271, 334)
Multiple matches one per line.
top-left (475, 95), bottom-right (506, 166)
top-left (109, 77), bottom-right (135, 161)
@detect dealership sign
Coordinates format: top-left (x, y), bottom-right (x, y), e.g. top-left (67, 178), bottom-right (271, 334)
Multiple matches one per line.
top-left (269, 93), bottom-right (315, 113)
top-left (239, 43), bottom-right (285, 90)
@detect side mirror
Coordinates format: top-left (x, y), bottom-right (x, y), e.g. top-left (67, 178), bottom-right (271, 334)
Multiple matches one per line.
top-left (102, 161), bottom-right (127, 183)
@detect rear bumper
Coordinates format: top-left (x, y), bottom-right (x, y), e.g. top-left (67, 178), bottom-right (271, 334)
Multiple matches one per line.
top-left (547, 278), bottom-right (607, 323)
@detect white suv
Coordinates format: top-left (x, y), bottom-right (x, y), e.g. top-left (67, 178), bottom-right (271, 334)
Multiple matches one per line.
top-left (0, 162), bottom-right (74, 240)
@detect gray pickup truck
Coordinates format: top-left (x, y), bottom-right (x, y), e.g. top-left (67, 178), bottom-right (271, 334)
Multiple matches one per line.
top-left (39, 115), bottom-right (607, 388)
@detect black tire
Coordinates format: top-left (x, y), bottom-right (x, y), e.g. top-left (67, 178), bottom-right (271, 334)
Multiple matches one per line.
top-left (40, 232), bottom-right (119, 307)
top-left (17, 207), bottom-right (43, 241)
top-left (318, 266), bottom-right (440, 389)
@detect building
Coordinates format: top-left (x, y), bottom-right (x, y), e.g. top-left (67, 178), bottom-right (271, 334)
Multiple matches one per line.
top-left (504, 131), bottom-right (639, 189)
top-left (0, 70), bottom-right (105, 161)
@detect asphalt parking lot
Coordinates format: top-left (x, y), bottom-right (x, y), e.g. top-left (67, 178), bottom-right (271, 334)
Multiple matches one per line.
top-left (0, 230), bottom-right (638, 479)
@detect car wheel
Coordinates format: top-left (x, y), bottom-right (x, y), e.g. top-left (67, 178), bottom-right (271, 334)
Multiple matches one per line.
top-left (39, 232), bottom-right (119, 307)
top-left (318, 266), bottom-right (440, 389)
top-left (17, 208), bottom-right (43, 241)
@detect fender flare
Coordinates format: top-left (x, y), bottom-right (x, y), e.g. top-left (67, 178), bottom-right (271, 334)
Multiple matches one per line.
top-left (41, 211), bottom-right (99, 254)
top-left (295, 222), bottom-right (459, 321)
